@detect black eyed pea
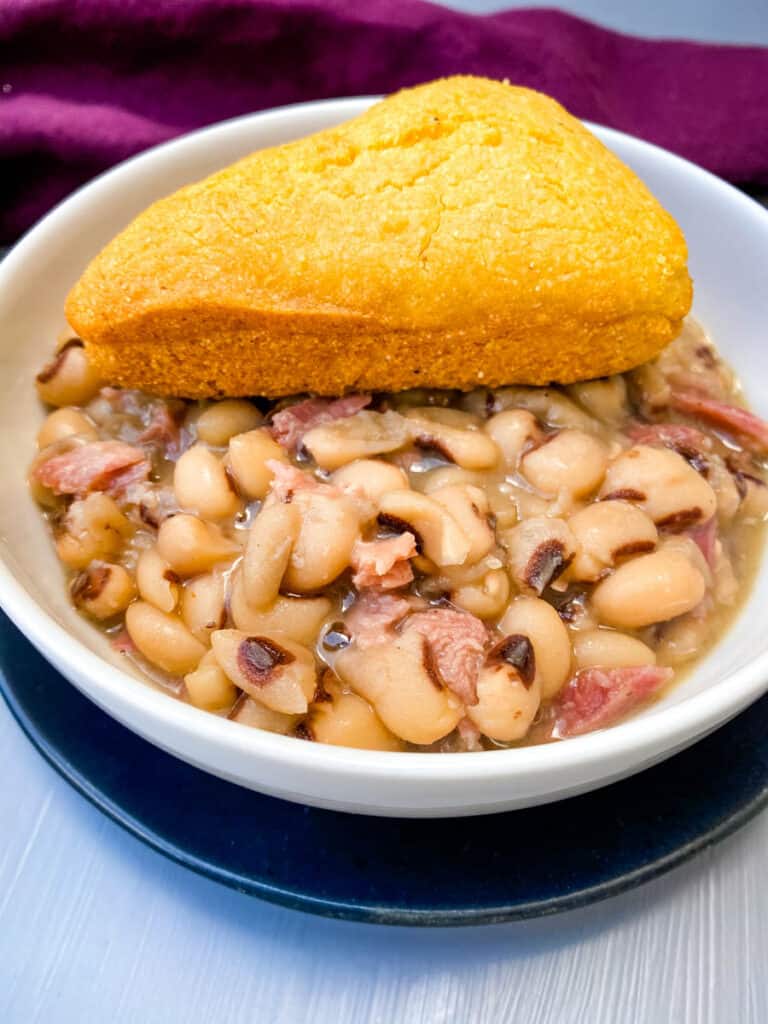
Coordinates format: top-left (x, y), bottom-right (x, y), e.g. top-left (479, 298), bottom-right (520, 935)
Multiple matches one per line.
top-left (403, 406), bottom-right (483, 430)
top-left (654, 615), bottom-right (711, 666)
top-left (331, 459), bottom-right (409, 507)
top-left (229, 571), bottom-right (332, 645)
top-left (699, 456), bottom-right (740, 525)
top-left (303, 411), bottom-right (410, 470)
top-left (567, 501), bottom-right (658, 582)
top-left (572, 629), bottom-right (656, 670)
top-left (591, 549), bottom-right (707, 629)
top-left (600, 445), bottom-right (717, 531)
top-left (484, 410), bottom-right (543, 468)
top-left (565, 376), bottom-right (629, 426)
top-left (403, 412), bottom-right (500, 470)
top-left (35, 340), bottom-right (103, 407)
top-left (487, 386), bottom-right (599, 432)
top-left (156, 514), bottom-right (240, 577)
top-left (307, 677), bottom-right (403, 751)
top-left (452, 568), bottom-right (511, 620)
top-left (71, 562), bottom-right (136, 620)
top-left (430, 484), bottom-right (494, 564)
top-left (467, 637), bottom-right (542, 742)
top-left (242, 501), bottom-right (300, 609)
top-left (420, 465), bottom-right (485, 494)
top-left (501, 516), bottom-right (578, 595)
top-left (228, 693), bottom-right (301, 735)
top-left (136, 546), bottom-right (179, 613)
top-left (184, 649), bottom-right (238, 712)
top-left (738, 473), bottom-right (768, 521)
top-left (283, 490), bottom-right (360, 592)
top-left (486, 487), bottom-right (518, 530)
top-left (378, 489), bottom-right (471, 567)
top-left (37, 407), bottom-right (98, 449)
top-left (211, 630), bottom-right (317, 714)
top-left (226, 429), bottom-right (287, 500)
top-left (180, 572), bottom-right (227, 644)
top-left (521, 430), bottom-right (609, 498)
top-left (335, 628), bottom-right (464, 745)
top-left (173, 444), bottom-right (241, 520)
top-left (196, 400), bottom-right (263, 446)
top-left (658, 534), bottom-right (712, 587)
top-left (55, 493), bottom-right (133, 569)
top-left (498, 596), bottom-right (572, 699)
top-left (125, 601), bottom-right (208, 676)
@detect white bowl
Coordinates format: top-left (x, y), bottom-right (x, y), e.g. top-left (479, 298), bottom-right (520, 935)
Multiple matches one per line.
top-left (1, 98), bottom-right (768, 818)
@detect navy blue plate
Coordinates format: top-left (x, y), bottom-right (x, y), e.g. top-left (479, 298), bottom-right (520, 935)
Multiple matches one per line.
top-left (1, 610), bottom-right (767, 925)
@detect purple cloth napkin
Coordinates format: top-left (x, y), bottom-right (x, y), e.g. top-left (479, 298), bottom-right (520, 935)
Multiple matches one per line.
top-left (1, 0), bottom-right (767, 242)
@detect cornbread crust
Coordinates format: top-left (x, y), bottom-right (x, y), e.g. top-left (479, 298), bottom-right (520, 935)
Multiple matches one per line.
top-left (66, 76), bottom-right (692, 398)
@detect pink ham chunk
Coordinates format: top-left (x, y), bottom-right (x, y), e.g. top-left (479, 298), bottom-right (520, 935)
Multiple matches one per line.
top-left (351, 533), bottom-right (417, 591)
top-left (345, 590), bottom-right (413, 649)
top-left (137, 403), bottom-right (182, 457)
top-left (627, 421), bottom-right (712, 452)
top-left (270, 394), bottom-right (371, 452)
top-left (265, 460), bottom-right (339, 502)
top-left (688, 516), bottom-right (718, 569)
top-left (555, 665), bottom-right (674, 738)
top-left (406, 609), bottom-right (487, 706)
top-left (35, 441), bottom-right (149, 498)
top-left (670, 392), bottom-right (768, 454)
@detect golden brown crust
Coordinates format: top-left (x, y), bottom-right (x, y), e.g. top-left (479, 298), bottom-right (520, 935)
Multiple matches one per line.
top-left (66, 76), bottom-right (692, 398)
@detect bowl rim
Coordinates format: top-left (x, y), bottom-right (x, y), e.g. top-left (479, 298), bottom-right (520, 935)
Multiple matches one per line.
top-left (2, 94), bottom-right (768, 787)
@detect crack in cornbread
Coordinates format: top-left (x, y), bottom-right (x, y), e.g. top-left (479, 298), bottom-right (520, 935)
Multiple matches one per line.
top-left (66, 76), bottom-right (691, 398)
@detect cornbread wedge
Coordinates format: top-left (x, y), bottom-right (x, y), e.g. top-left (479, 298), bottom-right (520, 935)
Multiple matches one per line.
top-left (66, 76), bottom-right (692, 398)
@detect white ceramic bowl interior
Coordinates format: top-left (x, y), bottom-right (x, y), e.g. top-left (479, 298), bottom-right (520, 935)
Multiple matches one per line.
top-left (1, 98), bottom-right (768, 817)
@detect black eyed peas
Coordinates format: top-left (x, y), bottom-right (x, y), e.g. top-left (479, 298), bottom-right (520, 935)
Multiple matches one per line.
top-left (126, 601), bottom-right (208, 676)
top-left (36, 340), bottom-right (103, 407)
top-left (591, 549), bottom-right (707, 629)
top-left (467, 655), bottom-right (542, 743)
top-left (184, 649), bottom-right (238, 711)
top-left (174, 444), bottom-right (241, 520)
top-left (307, 676), bottom-right (403, 751)
top-left (156, 514), bottom-right (239, 576)
top-left (211, 630), bottom-right (317, 715)
top-left (520, 429), bottom-right (609, 498)
top-left (567, 501), bottom-right (658, 582)
top-left (195, 399), bottom-right (263, 446)
top-left (71, 563), bottom-right (136, 620)
top-left (37, 407), bottom-right (98, 448)
top-left (600, 445), bottom-right (717, 530)
top-left (136, 547), bottom-right (179, 613)
top-left (335, 628), bottom-right (464, 746)
top-left (226, 428), bottom-right (287, 500)
top-left (30, 321), bottom-right (768, 750)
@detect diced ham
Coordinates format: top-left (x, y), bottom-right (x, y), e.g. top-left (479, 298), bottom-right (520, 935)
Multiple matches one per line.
top-left (351, 533), bottom-right (417, 591)
top-left (669, 392), bottom-right (768, 454)
top-left (688, 516), bottom-right (718, 570)
top-left (265, 460), bottom-right (339, 502)
top-left (554, 665), bottom-right (673, 738)
top-left (627, 422), bottom-right (712, 452)
top-left (406, 609), bottom-right (487, 706)
top-left (34, 441), bottom-right (149, 498)
top-left (111, 628), bottom-right (136, 655)
top-left (270, 394), bottom-right (371, 452)
top-left (345, 590), bottom-right (413, 649)
top-left (137, 403), bottom-right (182, 458)
top-left (456, 717), bottom-right (484, 752)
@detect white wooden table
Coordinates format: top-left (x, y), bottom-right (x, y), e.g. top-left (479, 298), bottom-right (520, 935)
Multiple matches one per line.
top-left (3, 3), bottom-right (768, 1020)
